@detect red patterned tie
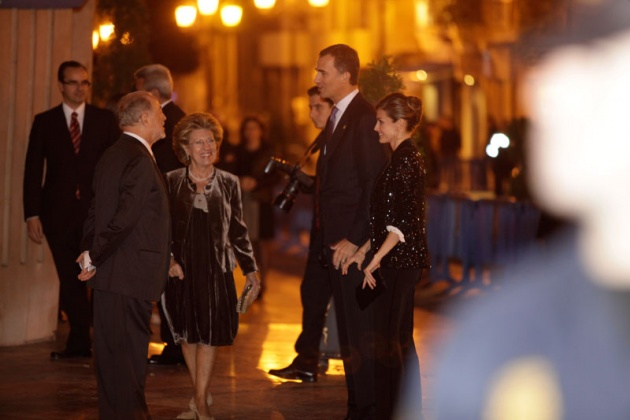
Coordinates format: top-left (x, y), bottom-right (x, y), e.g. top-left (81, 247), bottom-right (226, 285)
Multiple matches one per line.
top-left (70, 112), bottom-right (81, 154)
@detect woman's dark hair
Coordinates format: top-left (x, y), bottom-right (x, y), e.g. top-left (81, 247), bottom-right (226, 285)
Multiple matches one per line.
top-left (173, 112), bottom-right (224, 164)
top-left (375, 92), bottom-right (423, 134)
top-left (239, 115), bottom-right (267, 143)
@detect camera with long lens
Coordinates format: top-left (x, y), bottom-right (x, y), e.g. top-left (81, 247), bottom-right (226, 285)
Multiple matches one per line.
top-left (264, 157), bottom-right (314, 212)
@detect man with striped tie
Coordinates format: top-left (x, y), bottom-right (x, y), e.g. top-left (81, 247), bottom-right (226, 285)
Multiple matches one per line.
top-left (23, 60), bottom-right (119, 360)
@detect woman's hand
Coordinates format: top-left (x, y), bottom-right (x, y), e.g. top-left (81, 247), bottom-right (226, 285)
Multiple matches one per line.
top-left (245, 271), bottom-right (262, 301)
top-left (169, 260), bottom-right (184, 280)
top-left (362, 256), bottom-right (381, 290)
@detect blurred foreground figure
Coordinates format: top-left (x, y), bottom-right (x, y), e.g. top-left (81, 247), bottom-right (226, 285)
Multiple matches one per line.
top-left (433, 1), bottom-right (630, 419)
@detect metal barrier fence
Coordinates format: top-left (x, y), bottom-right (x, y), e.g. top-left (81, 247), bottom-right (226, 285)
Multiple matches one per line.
top-left (426, 193), bottom-right (541, 285)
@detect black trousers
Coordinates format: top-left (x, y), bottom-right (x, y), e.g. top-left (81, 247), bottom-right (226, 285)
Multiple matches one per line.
top-left (374, 267), bottom-right (423, 420)
top-left (45, 227), bottom-right (92, 352)
top-left (328, 255), bottom-right (377, 419)
top-left (293, 229), bottom-right (332, 370)
top-left (93, 289), bottom-right (153, 419)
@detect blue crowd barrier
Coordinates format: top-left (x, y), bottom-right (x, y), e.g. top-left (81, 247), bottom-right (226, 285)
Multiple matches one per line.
top-left (426, 193), bottom-right (541, 286)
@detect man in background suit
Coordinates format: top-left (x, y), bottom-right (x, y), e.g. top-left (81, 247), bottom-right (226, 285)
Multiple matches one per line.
top-left (134, 63), bottom-right (187, 365)
top-left (78, 91), bottom-right (170, 419)
top-left (134, 63), bottom-right (185, 173)
top-left (23, 60), bottom-right (118, 360)
top-left (273, 44), bottom-right (389, 419)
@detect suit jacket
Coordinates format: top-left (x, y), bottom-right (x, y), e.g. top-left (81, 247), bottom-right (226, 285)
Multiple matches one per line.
top-left (82, 134), bottom-right (171, 301)
top-left (370, 139), bottom-right (430, 269)
top-left (166, 167), bottom-right (257, 275)
top-left (316, 92), bottom-right (389, 248)
top-left (23, 103), bottom-right (118, 233)
top-left (153, 101), bottom-right (186, 173)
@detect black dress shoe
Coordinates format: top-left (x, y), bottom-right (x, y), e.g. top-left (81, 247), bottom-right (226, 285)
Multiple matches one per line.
top-left (268, 364), bottom-right (317, 382)
top-left (148, 354), bottom-right (185, 365)
top-left (50, 349), bottom-right (92, 360)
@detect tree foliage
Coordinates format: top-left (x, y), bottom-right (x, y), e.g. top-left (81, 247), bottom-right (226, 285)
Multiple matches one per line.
top-left (358, 55), bottom-right (405, 106)
top-left (92, 0), bottom-right (152, 107)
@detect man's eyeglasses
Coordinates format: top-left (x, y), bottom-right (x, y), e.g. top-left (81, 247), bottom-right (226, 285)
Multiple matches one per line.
top-left (62, 80), bottom-right (91, 88)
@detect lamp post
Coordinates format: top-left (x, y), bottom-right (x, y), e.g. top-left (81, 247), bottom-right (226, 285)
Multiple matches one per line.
top-left (175, 0), bottom-right (330, 137)
top-left (175, 1), bottom-right (246, 130)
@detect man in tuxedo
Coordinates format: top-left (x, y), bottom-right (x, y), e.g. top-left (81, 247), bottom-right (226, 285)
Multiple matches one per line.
top-left (134, 63), bottom-right (187, 365)
top-left (269, 86), bottom-right (335, 382)
top-left (273, 44), bottom-right (389, 419)
top-left (78, 91), bottom-right (170, 419)
top-left (23, 60), bottom-right (118, 360)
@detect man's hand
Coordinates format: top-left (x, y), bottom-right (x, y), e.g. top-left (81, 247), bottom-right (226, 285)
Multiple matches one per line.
top-left (26, 217), bottom-right (44, 244)
top-left (169, 260), bottom-right (185, 280)
top-left (330, 239), bottom-right (358, 271)
top-left (76, 251), bottom-right (97, 282)
top-left (341, 250), bottom-right (365, 275)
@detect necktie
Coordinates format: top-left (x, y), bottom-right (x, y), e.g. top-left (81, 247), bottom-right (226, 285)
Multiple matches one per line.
top-left (322, 106), bottom-right (338, 156)
top-left (70, 112), bottom-right (81, 154)
top-left (315, 106), bottom-right (339, 230)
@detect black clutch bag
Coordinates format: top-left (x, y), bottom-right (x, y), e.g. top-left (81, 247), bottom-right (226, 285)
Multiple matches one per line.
top-left (355, 268), bottom-right (386, 310)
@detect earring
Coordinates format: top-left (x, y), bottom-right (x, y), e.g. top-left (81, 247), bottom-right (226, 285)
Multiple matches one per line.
top-left (186, 155), bottom-right (191, 164)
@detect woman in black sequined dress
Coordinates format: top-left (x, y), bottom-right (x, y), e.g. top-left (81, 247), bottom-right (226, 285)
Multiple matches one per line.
top-left (343, 92), bottom-right (430, 419)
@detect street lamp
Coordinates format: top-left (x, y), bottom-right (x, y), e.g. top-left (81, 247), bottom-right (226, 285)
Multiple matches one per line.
top-left (198, 0), bottom-right (219, 15)
top-left (176, 1), bottom-right (243, 28)
top-left (221, 4), bottom-right (243, 27)
top-left (175, 6), bottom-right (197, 28)
top-left (254, 0), bottom-right (276, 9)
top-left (92, 22), bottom-right (115, 50)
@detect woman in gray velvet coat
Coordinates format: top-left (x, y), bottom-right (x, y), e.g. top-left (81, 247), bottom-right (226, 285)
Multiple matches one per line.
top-left (163, 112), bottom-right (260, 420)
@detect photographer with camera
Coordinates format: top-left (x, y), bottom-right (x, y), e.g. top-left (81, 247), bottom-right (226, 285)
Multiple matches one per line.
top-left (268, 86), bottom-right (336, 382)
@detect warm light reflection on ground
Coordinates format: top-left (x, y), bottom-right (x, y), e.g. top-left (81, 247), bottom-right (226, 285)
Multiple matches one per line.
top-left (148, 341), bottom-right (165, 358)
top-left (258, 323), bottom-right (345, 380)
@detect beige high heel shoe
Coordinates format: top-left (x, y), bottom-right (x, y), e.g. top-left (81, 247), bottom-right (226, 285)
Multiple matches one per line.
top-left (190, 399), bottom-right (215, 420)
top-left (175, 394), bottom-right (213, 419)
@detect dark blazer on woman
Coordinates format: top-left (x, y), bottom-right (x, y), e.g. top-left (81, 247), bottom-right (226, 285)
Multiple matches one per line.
top-left (166, 167), bottom-right (257, 275)
top-left (370, 139), bottom-right (430, 269)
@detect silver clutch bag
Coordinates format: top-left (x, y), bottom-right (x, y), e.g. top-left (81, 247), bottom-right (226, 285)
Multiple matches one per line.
top-left (236, 284), bottom-right (254, 314)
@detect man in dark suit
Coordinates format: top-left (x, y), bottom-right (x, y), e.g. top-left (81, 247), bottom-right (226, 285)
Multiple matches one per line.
top-left (271, 45), bottom-right (389, 419)
top-left (134, 63), bottom-right (186, 173)
top-left (133, 63), bottom-right (187, 365)
top-left (269, 87), bottom-right (335, 382)
top-left (78, 91), bottom-right (170, 419)
top-left (23, 60), bottom-right (118, 360)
